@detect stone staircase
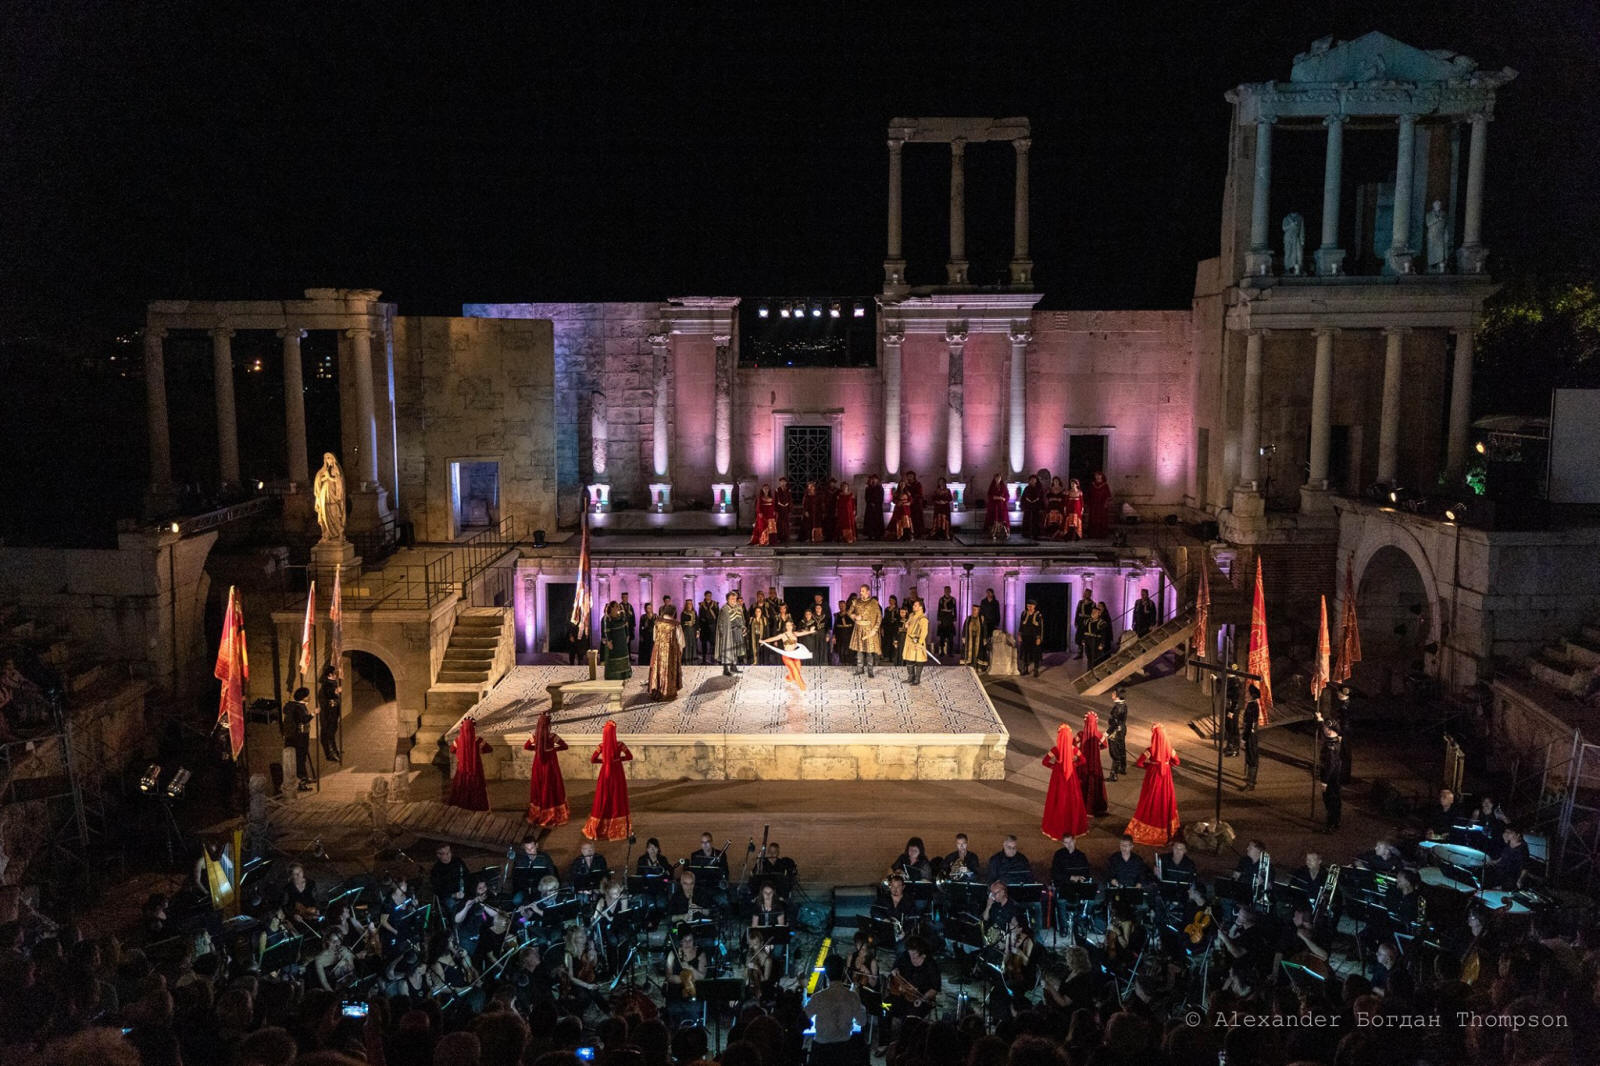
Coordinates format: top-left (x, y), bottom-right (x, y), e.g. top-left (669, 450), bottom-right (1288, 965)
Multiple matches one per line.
top-left (414, 608), bottom-right (514, 762)
top-left (1073, 609), bottom-right (1196, 696)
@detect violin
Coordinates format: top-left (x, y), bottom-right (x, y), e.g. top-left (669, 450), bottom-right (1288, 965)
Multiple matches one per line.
top-left (1183, 906), bottom-right (1212, 944)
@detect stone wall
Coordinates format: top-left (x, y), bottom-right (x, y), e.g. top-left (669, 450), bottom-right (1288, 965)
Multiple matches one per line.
top-left (393, 316), bottom-right (557, 541)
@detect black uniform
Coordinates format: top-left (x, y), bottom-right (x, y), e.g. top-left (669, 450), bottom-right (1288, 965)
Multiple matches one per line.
top-left (1050, 847), bottom-right (1093, 885)
top-left (1132, 595), bottom-right (1158, 637)
top-left (697, 601), bottom-right (719, 663)
top-left (511, 850), bottom-right (559, 900)
top-left (281, 698), bottom-right (315, 786)
top-left (1107, 698), bottom-right (1129, 776)
top-left (568, 854), bottom-right (610, 892)
top-left (978, 595), bottom-right (1001, 640)
top-left (317, 673), bottom-right (342, 761)
top-left (986, 850), bottom-right (1033, 885)
top-left (1242, 698), bottom-right (1261, 788)
top-left (936, 595), bottom-right (959, 658)
top-left (1072, 597), bottom-right (1095, 659)
top-left (1018, 609), bottom-right (1043, 676)
top-left (1105, 851), bottom-right (1150, 888)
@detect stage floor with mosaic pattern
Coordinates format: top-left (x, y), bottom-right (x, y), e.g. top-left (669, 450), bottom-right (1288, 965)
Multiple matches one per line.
top-left (469, 665), bottom-right (1008, 781)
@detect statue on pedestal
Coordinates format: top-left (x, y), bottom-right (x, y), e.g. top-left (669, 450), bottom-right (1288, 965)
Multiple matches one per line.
top-left (1426, 200), bottom-right (1449, 273)
top-left (313, 452), bottom-right (346, 543)
top-left (1281, 212), bottom-right (1305, 276)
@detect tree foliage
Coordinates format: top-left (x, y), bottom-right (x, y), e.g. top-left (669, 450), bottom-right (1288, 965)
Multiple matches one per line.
top-left (1476, 274), bottom-right (1600, 416)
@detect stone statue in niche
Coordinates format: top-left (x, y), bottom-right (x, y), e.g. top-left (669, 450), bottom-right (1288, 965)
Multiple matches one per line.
top-left (1281, 212), bottom-right (1305, 276)
top-left (312, 452), bottom-right (346, 543)
top-left (1426, 201), bottom-right (1449, 272)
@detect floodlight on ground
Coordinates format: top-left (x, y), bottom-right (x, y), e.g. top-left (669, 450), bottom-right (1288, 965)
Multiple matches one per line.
top-left (758, 304), bottom-right (769, 318)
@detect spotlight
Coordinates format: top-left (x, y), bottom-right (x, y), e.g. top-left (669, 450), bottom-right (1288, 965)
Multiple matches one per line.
top-left (256, 480), bottom-right (265, 490)
top-left (853, 302), bottom-right (866, 318)
top-left (779, 304), bottom-right (791, 319)
top-left (170, 522), bottom-right (181, 533)
top-left (140, 764), bottom-right (162, 793)
top-left (811, 304), bottom-right (823, 318)
top-left (165, 767), bottom-right (191, 799)
top-left (829, 302), bottom-right (841, 318)
top-left (1445, 501), bottom-right (1467, 522)
top-left (1474, 441), bottom-right (1486, 455)
top-left (1388, 490), bottom-right (1400, 504)
top-left (758, 304), bottom-right (769, 319)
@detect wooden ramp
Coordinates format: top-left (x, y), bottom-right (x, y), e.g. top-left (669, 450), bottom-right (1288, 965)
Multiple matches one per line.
top-left (267, 794), bottom-right (531, 850)
top-left (1073, 610), bottom-right (1195, 696)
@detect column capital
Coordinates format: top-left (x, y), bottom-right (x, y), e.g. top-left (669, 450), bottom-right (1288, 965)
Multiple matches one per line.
top-left (1382, 326), bottom-right (1413, 338)
top-left (1013, 137), bottom-right (1031, 154)
top-left (1312, 326), bottom-right (1341, 338)
top-left (1396, 112), bottom-right (1417, 130)
top-left (1322, 113), bottom-right (1346, 129)
top-left (1256, 115), bottom-right (1278, 127)
top-left (887, 136), bottom-right (905, 152)
top-left (712, 333), bottom-right (732, 348)
top-left (1470, 110), bottom-right (1494, 125)
top-left (144, 326), bottom-right (167, 342)
top-left (1007, 327), bottom-right (1033, 346)
top-left (881, 329), bottom-right (905, 347)
top-left (944, 324), bottom-right (969, 348)
top-left (646, 331), bottom-right (670, 348)
top-left (1449, 325), bottom-right (1478, 338)
top-left (210, 326), bottom-right (235, 340)
top-left (344, 327), bottom-right (374, 340)
top-left (1244, 327), bottom-right (1271, 338)
top-left (277, 327), bottom-right (307, 341)
top-left (950, 136), bottom-right (967, 156)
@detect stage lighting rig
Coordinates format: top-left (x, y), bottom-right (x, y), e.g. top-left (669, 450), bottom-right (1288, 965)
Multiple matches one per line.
top-left (165, 767), bottom-right (192, 799)
top-left (139, 764), bottom-right (162, 793)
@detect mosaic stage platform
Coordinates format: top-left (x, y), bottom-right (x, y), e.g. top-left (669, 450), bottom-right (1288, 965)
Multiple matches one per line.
top-left (469, 665), bottom-right (1009, 781)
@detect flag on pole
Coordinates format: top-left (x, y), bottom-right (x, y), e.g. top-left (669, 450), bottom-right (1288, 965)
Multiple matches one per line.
top-left (571, 500), bottom-right (593, 641)
top-left (1247, 557), bottom-right (1274, 724)
top-left (214, 585), bottom-right (248, 759)
top-left (1311, 594), bottom-right (1330, 702)
top-left (296, 580), bottom-right (316, 687)
top-left (329, 565), bottom-right (343, 682)
top-left (1333, 552), bottom-right (1362, 684)
top-left (1192, 552), bottom-right (1211, 660)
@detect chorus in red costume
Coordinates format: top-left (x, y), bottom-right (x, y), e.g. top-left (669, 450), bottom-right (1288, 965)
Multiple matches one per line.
top-left (523, 710), bottom-right (570, 827)
top-left (750, 484), bottom-right (777, 546)
top-left (1125, 723), bottom-right (1181, 846)
top-left (904, 471), bottom-right (927, 538)
top-left (802, 482), bottom-right (824, 542)
top-left (1062, 479), bottom-right (1084, 540)
top-left (984, 474), bottom-right (1011, 539)
top-left (1077, 711), bottom-right (1109, 816)
top-left (447, 717), bottom-right (492, 812)
top-left (886, 488), bottom-right (913, 541)
top-left (1041, 723), bottom-right (1090, 839)
top-left (773, 477), bottom-right (793, 542)
top-left (930, 478), bottom-right (953, 540)
top-left (583, 720), bottom-right (633, 841)
top-left (835, 483), bottom-right (857, 543)
top-left (1084, 471), bottom-right (1113, 539)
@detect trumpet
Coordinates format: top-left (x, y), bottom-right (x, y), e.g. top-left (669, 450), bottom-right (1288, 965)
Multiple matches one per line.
top-left (1311, 864), bottom-right (1340, 927)
top-left (1252, 852), bottom-right (1272, 908)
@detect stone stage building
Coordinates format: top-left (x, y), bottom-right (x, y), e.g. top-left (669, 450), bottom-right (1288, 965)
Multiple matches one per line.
top-left (102, 33), bottom-right (1600, 773)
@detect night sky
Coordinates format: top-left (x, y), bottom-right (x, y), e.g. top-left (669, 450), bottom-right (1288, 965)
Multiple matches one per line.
top-left (3, 1), bottom-right (1597, 340)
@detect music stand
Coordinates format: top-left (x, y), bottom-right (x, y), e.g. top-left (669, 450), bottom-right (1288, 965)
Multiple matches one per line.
top-left (751, 925), bottom-right (794, 975)
top-left (1157, 879), bottom-right (1192, 905)
top-left (859, 914), bottom-right (901, 948)
top-left (627, 874), bottom-right (667, 897)
top-left (1214, 878), bottom-right (1253, 905)
top-left (942, 881), bottom-right (987, 919)
top-left (1054, 880), bottom-right (1099, 947)
top-left (674, 918), bottom-right (718, 945)
top-left (536, 898), bottom-right (582, 927)
top-left (259, 935), bottom-right (303, 975)
top-left (1280, 958), bottom-right (1327, 990)
top-left (944, 913), bottom-right (985, 957)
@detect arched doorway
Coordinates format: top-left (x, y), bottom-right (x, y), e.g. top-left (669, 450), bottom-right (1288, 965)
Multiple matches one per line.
top-left (1357, 545), bottom-right (1432, 697)
top-left (338, 651), bottom-right (397, 773)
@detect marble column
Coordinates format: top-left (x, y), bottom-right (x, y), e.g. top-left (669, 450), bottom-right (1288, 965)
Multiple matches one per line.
top-left (1377, 327), bottom-right (1408, 485)
top-left (345, 328), bottom-right (381, 489)
top-left (649, 331), bottom-right (671, 478)
top-left (210, 326), bottom-right (241, 487)
top-left (590, 389), bottom-right (609, 480)
top-left (1003, 571), bottom-right (1019, 635)
top-left (279, 328), bottom-right (310, 487)
top-left (947, 138), bottom-right (968, 285)
top-left (945, 327), bottom-right (968, 476)
top-left (882, 328), bottom-right (905, 475)
top-left (1010, 138), bottom-right (1032, 286)
top-left (1315, 115), bottom-right (1346, 275)
top-left (713, 334), bottom-right (733, 477)
top-left (1458, 113), bottom-right (1491, 273)
top-left (1387, 114), bottom-right (1417, 274)
top-left (1238, 330), bottom-right (1265, 489)
top-left (885, 137), bottom-right (906, 289)
top-left (1447, 328), bottom-right (1476, 479)
top-left (1007, 327), bottom-right (1032, 476)
top-left (682, 575), bottom-right (695, 614)
top-left (143, 328), bottom-right (173, 504)
top-left (1246, 118), bottom-right (1275, 276)
top-left (1302, 328), bottom-right (1337, 510)
top-left (639, 574), bottom-right (653, 612)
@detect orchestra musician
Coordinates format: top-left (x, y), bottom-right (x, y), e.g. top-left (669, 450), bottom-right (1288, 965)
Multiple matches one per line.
top-left (1214, 905), bottom-right (1272, 990)
top-left (558, 925), bottom-right (608, 1016)
top-left (992, 915), bottom-right (1039, 1016)
top-left (525, 875), bottom-right (565, 936)
top-left (511, 836), bottom-right (559, 903)
top-left (751, 881), bottom-right (788, 928)
top-left (386, 950), bottom-right (444, 999)
top-left (1459, 906), bottom-right (1498, 985)
top-left (1274, 901), bottom-right (1332, 975)
top-left (879, 875), bottom-right (921, 942)
top-left (1042, 945), bottom-right (1100, 1014)
top-left (847, 930), bottom-right (880, 994)
top-left (888, 837), bottom-right (934, 882)
top-left (378, 878), bottom-right (416, 957)
top-left (664, 930), bottom-right (708, 1024)
top-left (744, 928), bottom-right (777, 1001)
top-left (1484, 826), bottom-right (1528, 889)
top-left (669, 868), bottom-right (710, 924)
top-left (807, 956), bottom-right (870, 1066)
top-left (435, 936), bottom-right (484, 1011)
top-left (982, 880), bottom-right (1022, 937)
top-left (752, 842), bottom-right (798, 897)
top-left (1050, 834), bottom-right (1093, 885)
top-left (568, 840), bottom-right (610, 894)
top-left (1470, 795), bottom-right (1508, 855)
top-left (1104, 834), bottom-right (1150, 889)
top-left (1354, 838), bottom-right (1404, 874)
top-left (453, 876), bottom-right (499, 963)
top-left (687, 832), bottom-right (730, 902)
top-left (1372, 940), bottom-right (1414, 999)
top-left (1232, 839), bottom-right (1267, 889)
top-left (1289, 851), bottom-right (1330, 901)
top-left (1156, 839), bottom-right (1197, 884)
top-left (310, 929), bottom-right (357, 991)
top-left (1425, 786), bottom-right (1462, 840)
top-left (1165, 879), bottom-right (1216, 957)
top-left (430, 843), bottom-right (470, 911)
top-left (282, 863), bottom-right (320, 919)
top-left (942, 833), bottom-right (978, 883)
top-left (636, 837), bottom-right (673, 917)
top-left (880, 936), bottom-right (939, 1048)
top-left (986, 835), bottom-right (1032, 885)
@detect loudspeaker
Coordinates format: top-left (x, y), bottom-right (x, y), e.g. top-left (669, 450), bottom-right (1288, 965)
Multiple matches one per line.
top-left (532, 529), bottom-right (547, 548)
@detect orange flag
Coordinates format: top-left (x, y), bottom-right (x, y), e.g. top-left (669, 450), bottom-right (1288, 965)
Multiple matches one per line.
top-left (1333, 553), bottom-right (1362, 684)
top-left (1311, 595), bottom-right (1330, 702)
top-left (1193, 553), bottom-right (1211, 661)
top-left (1247, 557), bottom-right (1274, 724)
top-left (296, 580), bottom-right (316, 687)
top-left (214, 585), bottom-right (248, 759)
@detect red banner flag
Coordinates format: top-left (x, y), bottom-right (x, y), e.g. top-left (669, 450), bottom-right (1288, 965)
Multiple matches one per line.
top-left (571, 499), bottom-right (593, 641)
top-left (1311, 594), bottom-right (1330, 702)
top-left (329, 566), bottom-right (343, 682)
top-left (296, 580), bottom-right (316, 686)
top-left (1192, 552), bottom-right (1211, 660)
top-left (214, 585), bottom-right (248, 759)
top-left (1333, 552), bottom-right (1362, 684)
top-left (1247, 557), bottom-right (1274, 724)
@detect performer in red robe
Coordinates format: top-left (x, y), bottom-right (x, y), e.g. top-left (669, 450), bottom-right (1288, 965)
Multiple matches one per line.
top-left (583, 719), bottom-right (633, 841)
top-left (749, 485), bottom-right (777, 546)
top-left (1077, 711), bottom-right (1109, 817)
top-left (1041, 723), bottom-right (1089, 839)
top-left (886, 489), bottom-right (913, 541)
top-left (835, 483), bottom-right (857, 543)
top-left (822, 478), bottom-right (839, 541)
top-left (1064, 479), bottom-right (1084, 540)
top-left (802, 482), bottom-right (824, 542)
top-left (984, 474), bottom-right (1011, 539)
top-left (773, 477), bottom-right (793, 543)
top-left (930, 478), bottom-right (953, 540)
top-left (904, 471), bottom-right (926, 538)
top-left (523, 710), bottom-right (570, 827)
top-left (1126, 723), bottom-right (1181, 847)
top-left (1084, 471), bottom-right (1113, 539)
top-left (862, 475), bottom-right (885, 540)
top-left (1043, 477), bottom-right (1067, 539)
top-left (446, 717), bottom-right (491, 812)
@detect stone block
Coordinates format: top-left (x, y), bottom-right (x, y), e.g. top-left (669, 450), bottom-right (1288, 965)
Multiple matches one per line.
top-left (800, 755), bottom-right (858, 780)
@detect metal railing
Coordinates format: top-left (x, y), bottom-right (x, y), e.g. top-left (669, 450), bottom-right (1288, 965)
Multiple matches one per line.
top-left (458, 515), bottom-right (525, 588)
top-left (279, 552), bottom-right (457, 611)
top-left (350, 513), bottom-right (401, 565)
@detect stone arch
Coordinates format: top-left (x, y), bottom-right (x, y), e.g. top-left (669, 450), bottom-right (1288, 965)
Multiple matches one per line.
top-left (333, 633), bottom-right (422, 756)
top-left (1347, 519), bottom-right (1442, 693)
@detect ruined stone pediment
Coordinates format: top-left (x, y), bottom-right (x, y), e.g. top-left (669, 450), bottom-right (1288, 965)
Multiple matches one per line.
top-left (1290, 31), bottom-right (1478, 85)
